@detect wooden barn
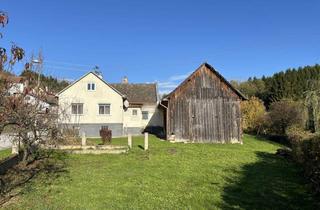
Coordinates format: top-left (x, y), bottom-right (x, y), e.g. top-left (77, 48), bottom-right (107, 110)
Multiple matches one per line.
top-left (160, 63), bottom-right (246, 143)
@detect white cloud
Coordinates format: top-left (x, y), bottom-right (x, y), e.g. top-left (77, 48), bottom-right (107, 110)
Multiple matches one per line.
top-left (58, 78), bottom-right (74, 83)
top-left (168, 72), bottom-right (192, 81)
top-left (157, 71), bottom-right (192, 94)
top-left (157, 82), bottom-right (178, 89)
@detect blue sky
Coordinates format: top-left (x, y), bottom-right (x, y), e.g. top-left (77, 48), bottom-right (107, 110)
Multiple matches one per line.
top-left (1, 0), bottom-right (320, 93)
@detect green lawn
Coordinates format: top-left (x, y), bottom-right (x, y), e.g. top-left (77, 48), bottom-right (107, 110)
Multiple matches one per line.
top-left (0, 149), bottom-right (11, 161)
top-left (3, 135), bottom-right (317, 210)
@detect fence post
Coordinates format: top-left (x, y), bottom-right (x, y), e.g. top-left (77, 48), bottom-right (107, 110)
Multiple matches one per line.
top-left (144, 132), bottom-right (148, 150)
top-left (12, 140), bottom-right (19, 154)
top-left (128, 134), bottom-right (132, 149)
top-left (81, 132), bottom-right (86, 146)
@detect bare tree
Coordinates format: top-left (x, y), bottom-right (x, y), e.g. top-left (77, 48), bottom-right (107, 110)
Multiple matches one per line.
top-left (0, 11), bottom-right (25, 134)
top-left (0, 11), bottom-right (63, 164)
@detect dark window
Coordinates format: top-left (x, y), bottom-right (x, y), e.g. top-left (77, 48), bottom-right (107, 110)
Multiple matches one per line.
top-left (132, 109), bottom-right (138, 115)
top-left (99, 104), bottom-right (110, 115)
top-left (142, 111), bottom-right (149, 120)
top-left (87, 83), bottom-right (96, 90)
top-left (71, 103), bottom-right (83, 115)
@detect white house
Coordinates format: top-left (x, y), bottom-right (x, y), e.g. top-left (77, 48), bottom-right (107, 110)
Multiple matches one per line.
top-left (0, 71), bottom-right (57, 110)
top-left (57, 71), bottom-right (163, 137)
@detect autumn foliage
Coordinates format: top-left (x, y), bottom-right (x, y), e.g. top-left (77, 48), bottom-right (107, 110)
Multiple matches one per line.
top-left (241, 97), bottom-right (266, 134)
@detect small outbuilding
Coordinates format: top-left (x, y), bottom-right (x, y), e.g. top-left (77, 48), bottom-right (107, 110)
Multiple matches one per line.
top-left (161, 63), bottom-right (246, 143)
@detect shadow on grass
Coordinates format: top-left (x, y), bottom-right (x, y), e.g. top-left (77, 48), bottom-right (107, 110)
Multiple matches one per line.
top-left (221, 152), bottom-right (317, 210)
top-left (0, 150), bottom-right (69, 206)
top-left (138, 145), bottom-right (144, 150)
top-left (247, 133), bottom-right (290, 147)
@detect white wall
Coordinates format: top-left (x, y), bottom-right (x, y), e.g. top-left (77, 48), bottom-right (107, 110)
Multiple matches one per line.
top-left (123, 104), bottom-right (163, 128)
top-left (142, 104), bottom-right (164, 127)
top-left (123, 107), bottom-right (143, 128)
top-left (58, 73), bottom-right (124, 124)
top-left (58, 72), bottom-right (164, 132)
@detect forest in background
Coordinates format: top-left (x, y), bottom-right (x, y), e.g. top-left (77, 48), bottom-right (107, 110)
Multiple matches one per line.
top-left (20, 69), bottom-right (69, 93)
top-left (231, 64), bottom-right (320, 106)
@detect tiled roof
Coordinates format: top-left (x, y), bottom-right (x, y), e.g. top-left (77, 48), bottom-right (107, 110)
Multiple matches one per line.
top-left (110, 83), bottom-right (158, 104)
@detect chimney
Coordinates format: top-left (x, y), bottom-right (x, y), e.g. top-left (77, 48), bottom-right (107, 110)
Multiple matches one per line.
top-left (122, 76), bottom-right (128, 84)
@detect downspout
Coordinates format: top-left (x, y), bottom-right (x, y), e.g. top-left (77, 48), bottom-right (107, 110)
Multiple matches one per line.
top-left (159, 100), bottom-right (169, 139)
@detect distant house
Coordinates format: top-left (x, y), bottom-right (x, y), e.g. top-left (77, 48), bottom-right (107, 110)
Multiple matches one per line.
top-left (161, 63), bottom-right (246, 143)
top-left (58, 72), bottom-right (163, 137)
top-left (0, 71), bottom-right (57, 111)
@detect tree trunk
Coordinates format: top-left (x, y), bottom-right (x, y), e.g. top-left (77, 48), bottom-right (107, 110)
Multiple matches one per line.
top-left (22, 147), bottom-right (29, 165)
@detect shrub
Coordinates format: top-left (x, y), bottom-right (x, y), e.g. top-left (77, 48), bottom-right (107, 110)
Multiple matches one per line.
top-left (286, 125), bottom-right (314, 162)
top-left (268, 99), bottom-right (306, 136)
top-left (241, 97), bottom-right (267, 134)
top-left (60, 127), bottom-right (80, 145)
top-left (301, 137), bottom-right (320, 194)
top-left (287, 128), bottom-right (320, 195)
top-left (100, 127), bottom-right (112, 145)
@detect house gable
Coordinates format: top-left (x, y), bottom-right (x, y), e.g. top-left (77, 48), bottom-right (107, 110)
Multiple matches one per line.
top-left (58, 72), bottom-right (125, 125)
top-left (58, 72), bottom-right (124, 98)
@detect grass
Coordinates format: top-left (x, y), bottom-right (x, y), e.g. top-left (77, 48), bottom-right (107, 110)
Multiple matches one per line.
top-left (0, 149), bottom-right (11, 161)
top-left (2, 135), bottom-right (317, 210)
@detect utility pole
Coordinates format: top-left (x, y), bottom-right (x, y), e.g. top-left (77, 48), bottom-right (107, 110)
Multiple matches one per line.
top-left (31, 52), bottom-right (43, 88)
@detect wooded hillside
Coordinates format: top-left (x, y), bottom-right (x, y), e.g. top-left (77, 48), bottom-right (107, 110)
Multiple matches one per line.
top-left (20, 70), bottom-right (69, 93)
top-left (232, 64), bottom-right (320, 105)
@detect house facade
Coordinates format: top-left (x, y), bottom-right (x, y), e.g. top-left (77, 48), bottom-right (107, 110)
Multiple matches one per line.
top-left (58, 72), bottom-right (163, 137)
top-left (161, 63), bottom-right (246, 143)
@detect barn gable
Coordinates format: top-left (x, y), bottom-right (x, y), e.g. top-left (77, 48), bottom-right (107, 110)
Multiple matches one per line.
top-left (165, 63), bottom-right (246, 101)
top-left (163, 63), bottom-right (246, 144)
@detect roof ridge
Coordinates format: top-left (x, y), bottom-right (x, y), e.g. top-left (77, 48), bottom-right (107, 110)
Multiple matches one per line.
top-left (110, 83), bottom-right (156, 85)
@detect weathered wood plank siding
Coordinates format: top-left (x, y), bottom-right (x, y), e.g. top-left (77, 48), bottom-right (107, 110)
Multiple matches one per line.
top-left (166, 64), bottom-right (243, 143)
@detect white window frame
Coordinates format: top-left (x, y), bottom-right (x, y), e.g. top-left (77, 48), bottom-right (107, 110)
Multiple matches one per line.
top-left (87, 83), bottom-right (96, 91)
top-left (99, 104), bottom-right (111, 115)
top-left (132, 109), bottom-right (138, 116)
top-left (142, 111), bottom-right (149, 120)
top-left (71, 103), bottom-right (83, 115)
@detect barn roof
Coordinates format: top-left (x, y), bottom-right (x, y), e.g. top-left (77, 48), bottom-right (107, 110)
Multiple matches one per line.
top-left (164, 63), bottom-right (247, 100)
top-left (110, 83), bottom-right (158, 104)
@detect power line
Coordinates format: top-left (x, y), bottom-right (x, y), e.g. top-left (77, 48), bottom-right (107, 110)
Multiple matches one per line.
top-left (44, 60), bottom-right (94, 68)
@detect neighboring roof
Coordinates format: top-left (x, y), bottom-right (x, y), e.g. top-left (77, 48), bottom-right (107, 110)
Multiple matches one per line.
top-left (0, 71), bottom-right (25, 83)
top-left (110, 83), bottom-right (158, 104)
top-left (57, 71), bottom-right (125, 97)
top-left (44, 94), bottom-right (59, 105)
top-left (165, 63), bottom-right (247, 100)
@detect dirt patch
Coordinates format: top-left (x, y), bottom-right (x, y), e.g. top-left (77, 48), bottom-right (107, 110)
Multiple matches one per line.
top-left (168, 148), bottom-right (177, 155)
top-left (0, 151), bottom-right (68, 206)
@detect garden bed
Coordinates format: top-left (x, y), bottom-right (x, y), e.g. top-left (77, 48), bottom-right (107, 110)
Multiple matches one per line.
top-left (43, 144), bottom-right (129, 154)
